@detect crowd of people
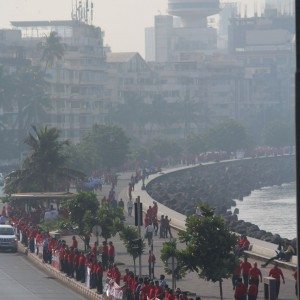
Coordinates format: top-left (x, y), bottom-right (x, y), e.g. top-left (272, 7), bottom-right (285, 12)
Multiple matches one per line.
top-left (233, 257), bottom-right (286, 300)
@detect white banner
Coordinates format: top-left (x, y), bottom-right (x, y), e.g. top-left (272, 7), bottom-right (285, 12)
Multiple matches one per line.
top-left (105, 280), bottom-right (123, 300)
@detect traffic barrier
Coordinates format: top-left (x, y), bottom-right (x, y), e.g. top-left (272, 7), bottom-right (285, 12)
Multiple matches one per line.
top-left (263, 277), bottom-right (277, 300)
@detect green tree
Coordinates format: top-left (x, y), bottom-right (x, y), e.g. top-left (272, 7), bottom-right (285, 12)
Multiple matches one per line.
top-left (4, 126), bottom-right (84, 193)
top-left (178, 204), bottom-right (237, 300)
top-left (40, 31), bottom-right (65, 72)
top-left (120, 225), bottom-right (145, 274)
top-left (98, 203), bottom-right (125, 241)
top-left (263, 121), bottom-right (294, 147)
top-left (67, 192), bottom-right (99, 238)
top-left (160, 239), bottom-right (187, 280)
top-left (204, 119), bottom-right (250, 153)
top-left (80, 124), bottom-right (129, 171)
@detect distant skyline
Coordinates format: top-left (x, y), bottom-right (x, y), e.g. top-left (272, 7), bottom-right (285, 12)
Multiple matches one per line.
top-left (0, 0), bottom-right (290, 56)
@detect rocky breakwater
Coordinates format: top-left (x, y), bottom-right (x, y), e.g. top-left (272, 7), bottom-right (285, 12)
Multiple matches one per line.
top-left (146, 156), bottom-right (296, 245)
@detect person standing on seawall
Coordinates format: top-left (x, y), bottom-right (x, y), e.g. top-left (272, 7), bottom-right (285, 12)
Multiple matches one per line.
top-left (269, 263), bottom-right (285, 299)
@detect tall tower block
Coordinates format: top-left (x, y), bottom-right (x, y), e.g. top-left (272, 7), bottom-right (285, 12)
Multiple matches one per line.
top-left (168, 0), bottom-right (220, 27)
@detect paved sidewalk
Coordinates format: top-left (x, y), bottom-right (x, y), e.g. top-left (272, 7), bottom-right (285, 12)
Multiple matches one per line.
top-left (61, 171), bottom-right (297, 300)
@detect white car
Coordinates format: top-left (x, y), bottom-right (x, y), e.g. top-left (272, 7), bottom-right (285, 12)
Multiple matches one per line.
top-left (0, 225), bottom-right (18, 252)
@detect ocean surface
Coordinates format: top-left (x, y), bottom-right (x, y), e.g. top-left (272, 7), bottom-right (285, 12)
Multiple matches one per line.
top-left (234, 182), bottom-right (296, 239)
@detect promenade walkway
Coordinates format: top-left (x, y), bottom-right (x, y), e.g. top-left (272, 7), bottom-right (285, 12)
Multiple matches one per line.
top-left (61, 165), bottom-right (297, 299)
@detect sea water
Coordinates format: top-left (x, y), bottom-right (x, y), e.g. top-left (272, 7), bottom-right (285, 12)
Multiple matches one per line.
top-left (234, 182), bottom-right (296, 239)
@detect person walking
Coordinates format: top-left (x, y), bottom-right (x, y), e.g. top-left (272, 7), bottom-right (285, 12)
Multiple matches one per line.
top-left (148, 250), bottom-right (156, 279)
top-left (240, 257), bottom-right (252, 288)
top-left (127, 198), bottom-right (133, 217)
top-left (108, 241), bottom-right (115, 265)
top-left (249, 262), bottom-right (262, 289)
top-left (96, 261), bottom-right (103, 294)
top-left (269, 264), bottom-right (285, 299)
top-left (234, 278), bottom-right (247, 300)
top-left (247, 278), bottom-right (258, 300)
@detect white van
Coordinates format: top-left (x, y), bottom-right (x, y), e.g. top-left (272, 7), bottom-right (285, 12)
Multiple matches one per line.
top-left (0, 225), bottom-right (18, 252)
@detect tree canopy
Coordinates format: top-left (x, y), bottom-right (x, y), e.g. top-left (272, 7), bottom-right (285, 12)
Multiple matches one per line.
top-left (4, 126), bottom-right (85, 193)
top-left (204, 119), bottom-right (251, 153)
top-left (178, 203), bottom-right (237, 300)
top-left (79, 124), bottom-right (130, 171)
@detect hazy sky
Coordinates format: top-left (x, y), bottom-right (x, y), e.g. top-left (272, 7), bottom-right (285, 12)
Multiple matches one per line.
top-left (0, 0), bottom-right (168, 55)
top-left (0, 0), bottom-right (268, 55)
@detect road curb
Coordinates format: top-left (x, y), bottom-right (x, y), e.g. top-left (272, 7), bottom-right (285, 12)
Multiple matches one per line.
top-left (18, 242), bottom-right (103, 300)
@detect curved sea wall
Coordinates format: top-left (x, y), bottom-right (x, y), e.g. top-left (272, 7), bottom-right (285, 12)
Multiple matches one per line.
top-left (146, 156), bottom-right (296, 244)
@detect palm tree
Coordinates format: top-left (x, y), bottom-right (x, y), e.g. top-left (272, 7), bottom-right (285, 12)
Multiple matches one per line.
top-left (40, 31), bottom-right (65, 72)
top-left (4, 126), bottom-right (85, 193)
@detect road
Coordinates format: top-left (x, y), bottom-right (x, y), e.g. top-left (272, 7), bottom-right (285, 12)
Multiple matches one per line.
top-left (0, 251), bottom-right (87, 300)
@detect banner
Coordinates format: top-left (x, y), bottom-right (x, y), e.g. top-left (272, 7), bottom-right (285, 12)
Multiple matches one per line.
top-left (86, 266), bottom-right (91, 289)
top-left (51, 250), bottom-right (60, 270)
top-left (105, 279), bottom-right (123, 300)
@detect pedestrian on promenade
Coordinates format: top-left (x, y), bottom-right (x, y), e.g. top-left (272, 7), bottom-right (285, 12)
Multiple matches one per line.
top-left (84, 233), bottom-right (90, 251)
top-left (249, 262), bottom-right (262, 289)
top-left (102, 241), bottom-right (109, 270)
top-left (269, 263), bottom-right (285, 299)
top-left (160, 216), bottom-right (166, 238)
top-left (293, 268), bottom-right (298, 296)
top-left (96, 261), bottom-right (103, 294)
top-left (71, 235), bottom-right (78, 249)
top-left (145, 223), bottom-right (154, 246)
top-left (240, 257), bottom-right (252, 288)
top-left (148, 250), bottom-right (156, 279)
top-left (232, 260), bottom-right (241, 290)
top-left (247, 278), bottom-right (258, 300)
top-left (127, 198), bottom-right (133, 216)
top-left (234, 278), bottom-right (247, 300)
top-left (108, 241), bottom-right (115, 265)
top-left (78, 251), bottom-right (86, 283)
top-left (118, 198), bottom-right (124, 210)
top-left (165, 216), bottom-right (173, 238)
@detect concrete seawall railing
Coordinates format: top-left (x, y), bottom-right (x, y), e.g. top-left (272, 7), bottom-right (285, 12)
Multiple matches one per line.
top-left (132, 158), bottom-right (297, 270)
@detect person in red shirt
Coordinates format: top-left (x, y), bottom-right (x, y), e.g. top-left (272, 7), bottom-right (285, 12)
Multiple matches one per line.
top-left (165, 288), bottom-right (175, 300)
top-left (96, 262), bottom-right (103, 294)
top-left (67, 248), bottom-right (75, 278)
top-left (240, 257), bottom-right (252, 288)
top-left (140, 279), bottom-right (150, 300)
top-left (232, 261), bottom-right (241, 290)
top-left (78, 252), bottom-right (86, 283)
top-left (154, 280), bottom-right (164, 300)
top-left (123, 268), bottom-right (130, 285)
top-left (148, 250), bottom-right (156, 279)
top-left (248, 278), bottom-right (258, 300)
top-left (102, 241), bottom-right (109, 270)
top-left (73, 249), bottom-right (80, 281)
top-left (234, 278), bottom-right (247, 300)
top-left (269, 264), bottom-right (285, 298)
top-left (293, 268), bottom-right (298, 296)
top-left (148, 281), bottom-right (156, 300)
top-left (108, 241), bottom-right (115, 265)
top-left (112, 265), bottom-right (121, 285)
top-left (249, 262), bottom-right (262, 289)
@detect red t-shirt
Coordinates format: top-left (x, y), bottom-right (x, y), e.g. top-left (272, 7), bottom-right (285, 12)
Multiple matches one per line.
top-left (249, 267), bottom-right (262, 279)
top-left (79, 255), bottom-right (86, 266)
top-left (148, 287), bottom-right (156, 299)
top-left (240, 261), bottom-right (252, 275)
top-left (108, 245), bottom-right (115, 256)
top-left (269, 268), bottom-right (284, 282)
top-left (248, 284), bottom-right (258, 296)
top-left (141, 284), bottom-right (150, 300)
top-left (234, 283), bottom-right (247, 297)
top-left (155, 286), bottom-right (163, 298)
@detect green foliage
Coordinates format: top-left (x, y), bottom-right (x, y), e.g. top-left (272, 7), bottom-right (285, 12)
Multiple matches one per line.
top-left (67, 192), bottom-right (99, 235)
top-left (79, 124), bottom-right (129, 171)
top-left (178, 203), bottom-right (237, 286)
top-left (98, 203), bottom-right (125, 240)
top-left (263, 121), bottom-right (294, 147)
top-left (204, 119), bottom-right (251, 152)
top-left (4, 126), bottom-right (85, 193)
top-left (39, 31), bottom-right (65, 71)
top-left (120, 225), bottom-right (145, 260)
top-left (160, 239), bottom-right (187, 279)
